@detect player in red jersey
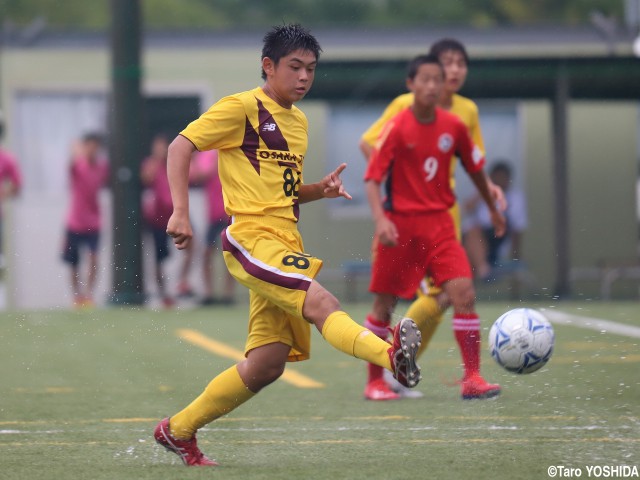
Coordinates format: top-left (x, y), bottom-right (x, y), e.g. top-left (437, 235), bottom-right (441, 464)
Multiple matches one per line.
top-left (364, 54), bottom-right (506, 400)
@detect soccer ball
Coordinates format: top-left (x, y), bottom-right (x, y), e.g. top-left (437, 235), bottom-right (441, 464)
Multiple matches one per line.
top-left (488, 308), bottom-right (555, 374)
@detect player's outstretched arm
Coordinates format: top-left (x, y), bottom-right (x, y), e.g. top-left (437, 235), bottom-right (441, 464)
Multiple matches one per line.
top-left (166, 135), bottom-right (196, 250)
top-left (298, 163), bottom-right (352, 204)
top-left (468, 169), bottom-right (506, 238)
top-left (486, 173), bottom-right (507, 212)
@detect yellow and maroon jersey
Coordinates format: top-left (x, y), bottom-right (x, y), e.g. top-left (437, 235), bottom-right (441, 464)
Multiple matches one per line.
top-left (181, 87), bottom-right (307, 222)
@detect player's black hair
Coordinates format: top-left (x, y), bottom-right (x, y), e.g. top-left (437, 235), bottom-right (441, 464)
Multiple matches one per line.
top-left (82, 132), bottom-right (104, 145)
top-left (490, 160), bottom-right (513, 177)
top-left (261, 23), bottom-right (322, 80)
top-left (429, 38), bottom-right (469, 65)
top-left (407, 54), bottom-right (443, 80)
top-left (152, 131), bottom-right (173, 143)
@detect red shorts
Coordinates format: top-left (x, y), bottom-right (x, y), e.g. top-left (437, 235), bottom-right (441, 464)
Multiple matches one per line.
top-left (369, 211), bottom-right (472, 299)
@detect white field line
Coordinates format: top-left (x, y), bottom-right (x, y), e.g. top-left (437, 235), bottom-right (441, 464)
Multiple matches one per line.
top-left (541, 309), bottom-right (640, 339)
top-left (0, 430), bottom-right (63, 434)
top-left (0, 425), bottom-right (632, 437)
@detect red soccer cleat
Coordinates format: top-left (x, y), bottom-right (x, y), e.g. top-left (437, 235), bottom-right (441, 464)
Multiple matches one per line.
top-left (364, 378), bottom-right (401, 401)
top-left (387, 317), bottom-right (422, 389)
top-left (460, 374), bottom-right (501, 400)
top-left (154, 417), bottom-right (218, 467)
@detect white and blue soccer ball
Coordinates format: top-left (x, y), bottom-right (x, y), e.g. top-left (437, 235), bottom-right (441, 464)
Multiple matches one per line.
top-left (489, 308), bottom-right (555, 374)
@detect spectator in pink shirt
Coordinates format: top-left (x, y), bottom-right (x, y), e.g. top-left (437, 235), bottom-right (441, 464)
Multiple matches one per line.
top-left (0, 114), bottom-right (23, 261)
top-left (141, 133), bottom-right (175, 308)
top-left (62, 133), bottom-right (109, 308)
top-left (191, 149), bottom-right (235, 306)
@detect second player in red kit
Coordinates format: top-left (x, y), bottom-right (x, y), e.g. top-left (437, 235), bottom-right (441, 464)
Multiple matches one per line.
top-left (364, 54), bottom-right (506, 400)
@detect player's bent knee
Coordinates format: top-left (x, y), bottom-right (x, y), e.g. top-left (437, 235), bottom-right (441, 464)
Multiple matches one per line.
top-left (455, 288), bottom-right (476, 311)
top-left (241, 360), bottom-right (286, 391)
top-left (372, 294), bottom-right (397, 322)
top-left (435, 292), bottom-right (451, 310)
top-left (241, 343), bottom-right (290, 391)
top-left (260, 363), bottom-right (286, 386)
top-left (303, 281), bottom-right (341, 324)
top-left (446, 280), bottom-right (476, 311)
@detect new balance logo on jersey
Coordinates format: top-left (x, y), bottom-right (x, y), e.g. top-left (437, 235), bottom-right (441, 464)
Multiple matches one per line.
top-left (262, 123), bottom-right (277, 132)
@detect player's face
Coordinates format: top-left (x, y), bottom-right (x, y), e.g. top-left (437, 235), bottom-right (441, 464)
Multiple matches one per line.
top-left (84, 139), bottom-right (101, 160)
top-left (408, 63), bottom-right (444, 109)
top-left (491, 169), bottom-right (511, 190)
top-left (438, 49), bottom-right (468, 94)
top-left (263, 49), bottom-right (317, 108)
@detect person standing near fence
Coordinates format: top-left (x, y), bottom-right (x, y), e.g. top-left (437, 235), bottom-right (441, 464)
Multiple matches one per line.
top-left (190, 148), bottom-right (236, 306)
top-left (62, 133), bottom-right (109, 308)
top-left (0, 112), bottom-right (23, 266)
top-left (141, 133), bottom-right (176, 308)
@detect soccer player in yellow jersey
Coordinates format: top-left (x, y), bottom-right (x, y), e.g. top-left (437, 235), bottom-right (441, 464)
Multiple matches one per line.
top-left (359, 39), bottom-right (505, 401)
top-left (153, 24), bottom-right (422, 467)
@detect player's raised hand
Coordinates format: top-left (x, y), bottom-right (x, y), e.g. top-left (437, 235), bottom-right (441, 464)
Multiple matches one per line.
top-left (166, 212), bottom-right (193, 250)
top-left (322, 163), bottom-right (352, 200)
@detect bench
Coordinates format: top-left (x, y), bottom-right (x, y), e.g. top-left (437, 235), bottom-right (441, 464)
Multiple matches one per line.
top-left (571, 259), bottom-right (640, 299)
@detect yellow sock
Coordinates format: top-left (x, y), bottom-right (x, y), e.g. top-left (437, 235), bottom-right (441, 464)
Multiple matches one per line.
top-left (322, 311), bottom-right (391, 370)
top-left (169, 365), bottom-right (255, 440)
top-left (405, 294), bottom-right (445, 358)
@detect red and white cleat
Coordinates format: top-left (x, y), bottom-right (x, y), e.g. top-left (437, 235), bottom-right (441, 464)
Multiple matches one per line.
top-left (364, 378), bottom-right (401, 401)
top-left (460, 374), bottom-right (501, 400)
top-left (154, 417), bottom-right (218, 467)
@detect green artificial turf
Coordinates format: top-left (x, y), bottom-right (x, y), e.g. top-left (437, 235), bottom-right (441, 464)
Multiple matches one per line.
top-left (1, 301), bottom-right (638, 479)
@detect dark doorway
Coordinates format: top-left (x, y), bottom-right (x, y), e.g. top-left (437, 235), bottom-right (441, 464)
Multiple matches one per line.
top-left (143, 95), bottom-right (201, 155)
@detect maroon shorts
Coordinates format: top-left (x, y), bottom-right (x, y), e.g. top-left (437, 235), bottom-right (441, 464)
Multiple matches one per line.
top-left (369, 210), bottom-right (472, 299)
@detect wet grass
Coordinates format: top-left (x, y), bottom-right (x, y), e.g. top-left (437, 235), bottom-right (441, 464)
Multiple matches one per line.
top-left (1, 301), bottom-right (638, 479)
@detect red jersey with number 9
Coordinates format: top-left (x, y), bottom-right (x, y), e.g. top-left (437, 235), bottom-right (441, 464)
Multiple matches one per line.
top-left (364, 107), bottom-right (485, 214)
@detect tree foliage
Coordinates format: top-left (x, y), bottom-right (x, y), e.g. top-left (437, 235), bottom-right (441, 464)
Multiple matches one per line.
top-left (0, 0), bottom-right (626, 30)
